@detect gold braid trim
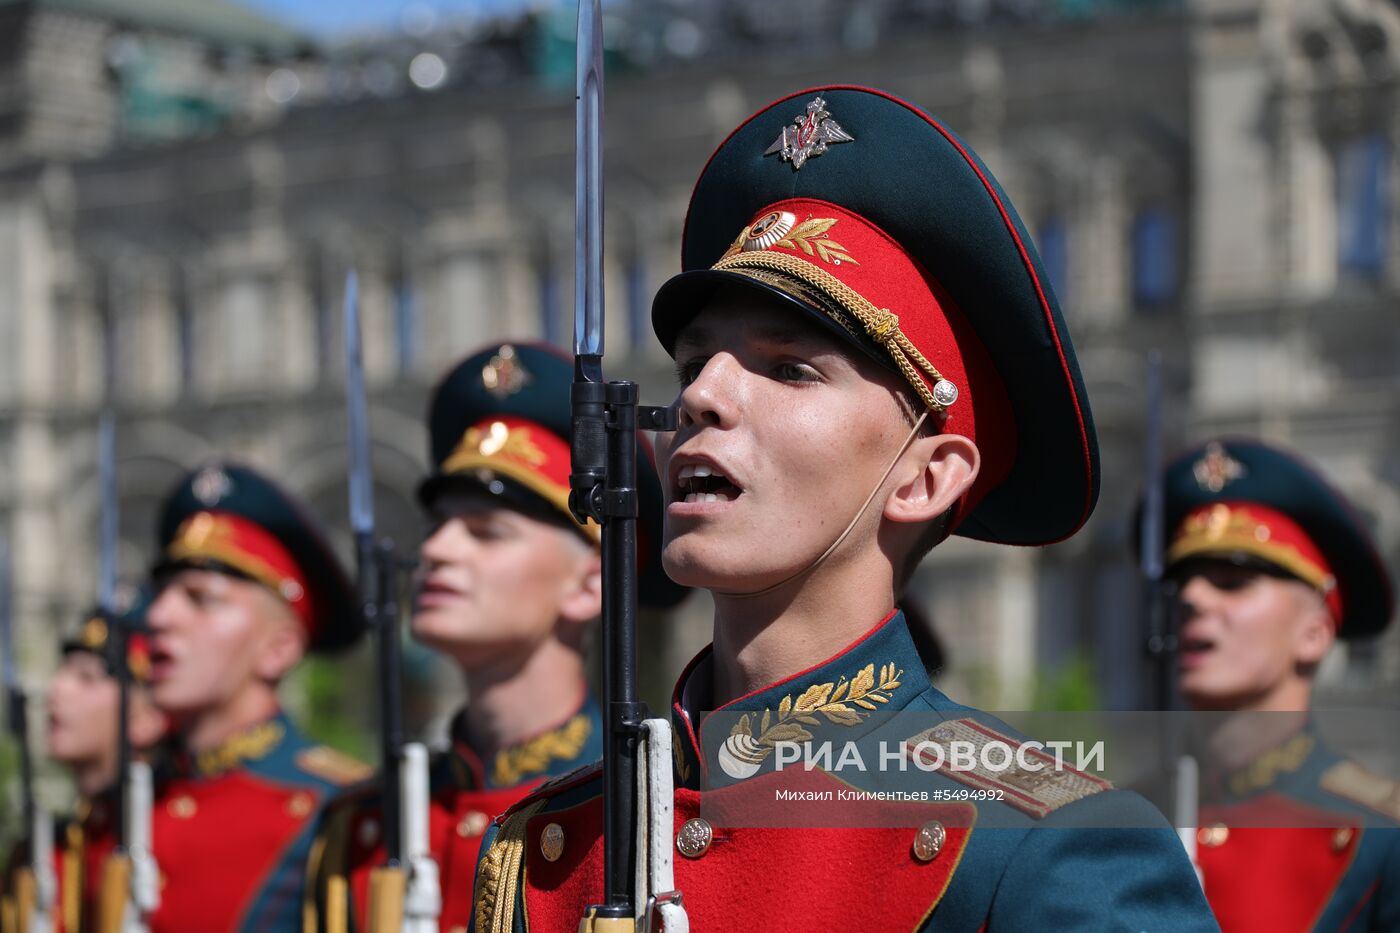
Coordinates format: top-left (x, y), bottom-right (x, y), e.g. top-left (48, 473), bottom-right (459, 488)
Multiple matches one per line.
top-left (712, 249), bottom-right (952, 415)
top-left (63, 821), bottom-right (83, 933)
top-left (491, 715), bottom-right (592, 788)
top-left (475, 799), bottom-right (547, 933)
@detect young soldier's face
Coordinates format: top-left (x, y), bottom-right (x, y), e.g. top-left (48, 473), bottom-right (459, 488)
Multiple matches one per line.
top-left (412, 491), bottom-right (600, 668)
top-left (145, 568), bottom-right (302, 717)
top-left (45, 652), bottom-right (120, 765)
top-left (46, 654), bottom-right (163, 770)
top-left (1174, 559), bottom-right (1334, 710)
top-left (659, 294), bottom-right (918, 591)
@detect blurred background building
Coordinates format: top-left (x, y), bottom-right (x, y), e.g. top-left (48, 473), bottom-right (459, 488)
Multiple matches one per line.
top-left (0, 0), bottom-right (1397, 790)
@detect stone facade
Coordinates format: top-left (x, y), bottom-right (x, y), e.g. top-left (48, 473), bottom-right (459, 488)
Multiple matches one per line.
top-left (0, 1), bottom-right (1395, 734)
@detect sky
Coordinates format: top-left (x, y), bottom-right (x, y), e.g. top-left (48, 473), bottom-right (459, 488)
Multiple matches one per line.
top-left (240, 0), bottom-right (534, 39)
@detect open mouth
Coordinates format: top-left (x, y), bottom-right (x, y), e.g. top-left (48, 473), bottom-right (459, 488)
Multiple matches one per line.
top-left (415, 580), bottom-right (464, 607)
top-left (148, 644), bottom-right (176, 679)
top-left (1179, 636), bottom-right (1215, 657)
top-left (675, 464), bottom-right (743, 504)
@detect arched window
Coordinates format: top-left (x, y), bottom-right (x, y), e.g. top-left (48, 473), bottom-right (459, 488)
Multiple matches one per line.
top-left (1131, 207), bottom-right (1178, 310)
top-left (1336, 133), bottom-right (1390, 281)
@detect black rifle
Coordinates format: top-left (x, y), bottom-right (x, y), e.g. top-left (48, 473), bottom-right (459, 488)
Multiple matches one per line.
top-left (1138, 351), bottom-right (1199, 874)
top-left (568, 3), bottom-right (678, 927)
top-left (1140, 350), bottom-right (1173, 708)
top-left (344, 270), bottom-right (440, 932)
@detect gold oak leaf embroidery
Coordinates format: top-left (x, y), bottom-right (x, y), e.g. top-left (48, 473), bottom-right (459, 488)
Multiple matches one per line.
top-left (491, 714), bottom-right (592, 786)
top-left (730, 662), bottom-right (902, 762)
top-left (726, 224), bottom-right (752, 256)
top-left (774, 217), bottom-right (860, 266)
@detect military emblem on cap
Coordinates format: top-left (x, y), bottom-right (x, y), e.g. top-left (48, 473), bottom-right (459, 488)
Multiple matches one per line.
top-left (1193, 441), bottom-right (1247, 493)
top-left (192, 466), bottom-right (232, 506)
top-left (765, 96), bottom-right (854, 170)
top-left (731, 214), bottom-right (859, 267)
top-left (481, 344), bottom-right (532, 399)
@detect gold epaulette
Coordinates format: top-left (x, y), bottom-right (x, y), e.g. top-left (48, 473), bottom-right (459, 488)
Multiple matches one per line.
top-left (904, 718), bottom-right (1113, 819)
top-left (297, 746), bottom-right (374, 786)
top-left (1321, 760), bottom-right (1400, 823)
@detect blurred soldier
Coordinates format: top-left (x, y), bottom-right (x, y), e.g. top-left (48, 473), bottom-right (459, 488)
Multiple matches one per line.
top-left (1159, 438), bottom-right (1399, 931)
top-left (1, 597), bottom-right (165, 933)
top-left (472, 86), bottom-right (1216, 931)
top-left (307, 342), bottom-right (683, 932)
top-left (142, 463), bottom-right (370, 932)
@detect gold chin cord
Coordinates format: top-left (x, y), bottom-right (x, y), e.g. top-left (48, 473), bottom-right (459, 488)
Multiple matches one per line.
top-left (722, 410), bottom-right (930, 600)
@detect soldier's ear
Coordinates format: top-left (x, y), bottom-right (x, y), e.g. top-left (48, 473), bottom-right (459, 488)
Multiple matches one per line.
top-left (557, 543), bottom-right (603, 627)
top-left (883, 434), bottom-right (979, 526)
top-left (254, 602), bottom-right (308, 683)
top-left (1293, 591), bottom-right (1336, 667)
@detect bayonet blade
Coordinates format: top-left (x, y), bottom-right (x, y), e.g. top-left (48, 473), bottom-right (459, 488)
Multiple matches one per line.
top-left (574, 0), bottom-right (605, 367)
top-left (1140, 350), bottom-right (1165, 583)
top-left (98, 411), bottom-right (118, 612)
top-left (0, 535), bottom-right (15, 691)
top-left (343, 269), bottom-right (375, 540)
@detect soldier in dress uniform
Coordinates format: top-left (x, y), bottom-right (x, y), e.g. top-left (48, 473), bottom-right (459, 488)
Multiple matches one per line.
top-left (1157, 437), bottom-right (1399, 932)
top-left (470, 86), bottom-right (1217, 932)
top-left (141, 462), bottom-right (371, 932)
top-left (307, 342), bottom-right (684, 933)
top-left (1, 594), bottom-right (165, 933)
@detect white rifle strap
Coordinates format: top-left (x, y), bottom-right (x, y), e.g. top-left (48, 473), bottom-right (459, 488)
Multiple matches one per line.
top-left (638, 719), bottom-right (688, 933)
top-left (31, 803), bottom-right (55, 933)
top-left (1174, 754), bottom-right (1202, 888)
top-left (400, 742), bottom-right (442, 933)
top-left (123, 761), bottom-right (156, 933)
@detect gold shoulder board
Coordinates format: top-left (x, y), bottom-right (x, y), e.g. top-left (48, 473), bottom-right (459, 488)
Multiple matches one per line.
top-left (1321, 760), bottom-right (1400, 823)
top-left (904, 718), bottom-right (1113, 819)
top-left (298, 746), bottom-right (373, 786)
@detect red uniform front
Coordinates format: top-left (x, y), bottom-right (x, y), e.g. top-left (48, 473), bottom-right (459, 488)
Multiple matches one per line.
top-left (147, 713), bottom-right (367, 933)
top-left (310, 694), bottom-right (603, 933)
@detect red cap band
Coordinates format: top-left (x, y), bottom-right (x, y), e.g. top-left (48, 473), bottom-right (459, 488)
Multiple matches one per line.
top-left (166, 511), bottom-right (317, 632)
top-left (1169, 501), bottom-right (1342, 626)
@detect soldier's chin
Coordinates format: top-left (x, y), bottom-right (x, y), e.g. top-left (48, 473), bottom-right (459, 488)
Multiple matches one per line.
top-left (1178, 676), bottom-right (1240, 712)
top-left (662, 542), bottom-right (788, 592)
top-left (150, 679), bottom-right (202, 715)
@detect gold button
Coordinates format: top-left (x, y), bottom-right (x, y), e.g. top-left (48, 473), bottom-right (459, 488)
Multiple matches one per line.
top-left (540, 822), bottom-right (566, 862)
top-left (458, 810), bottom-right (490, 838)
top-left (912, 820), bottom-right (946, 862)
top-left (167, 795), bottom-right (197, 819)
top-left (286, 793), bottom-right (313, 818)
top-left (1198, 824), bottom-right (1229, 848)
top-left (676, 818), bottom-right (712, 859)
top-left (1332, 827), bottom-right (1354, 851)
top-left (450, 927), bottom-right (467, 933)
